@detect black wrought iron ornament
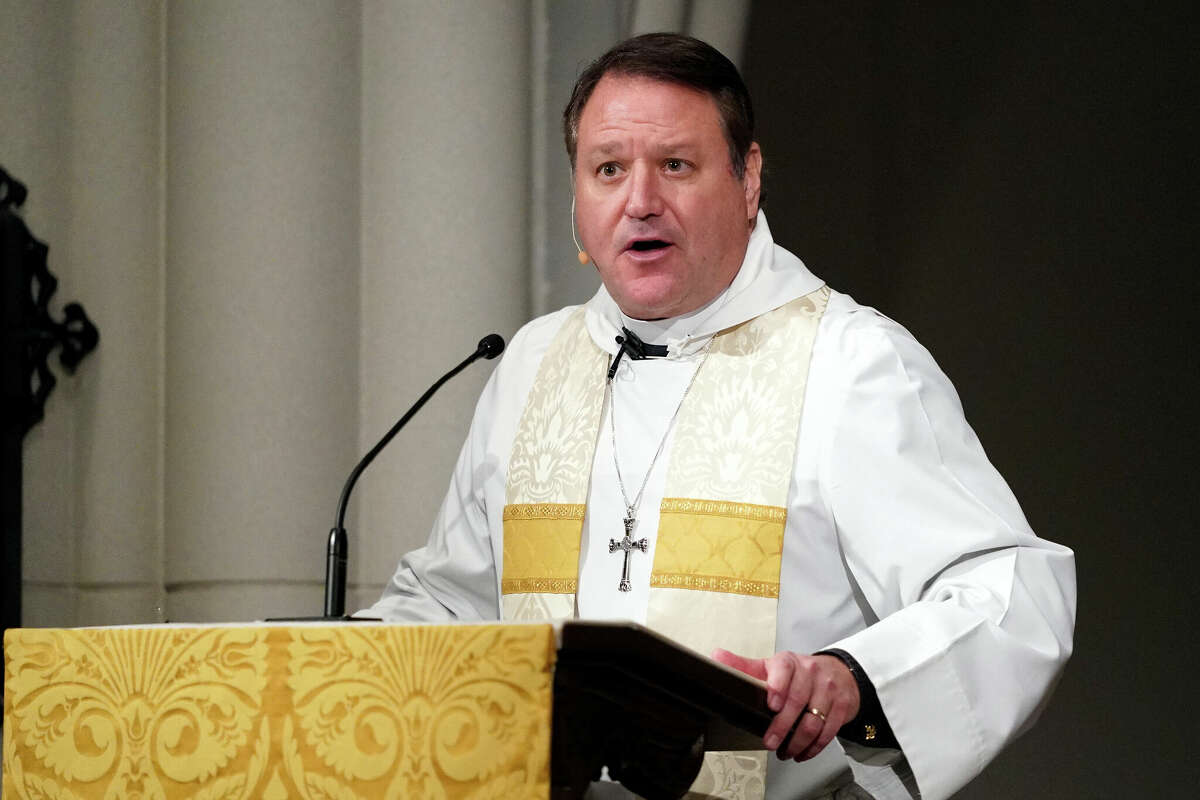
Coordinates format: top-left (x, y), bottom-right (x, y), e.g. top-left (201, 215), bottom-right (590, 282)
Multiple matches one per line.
top-left (1, 166), bottom-right (99, 435)
top-left (2, 165), bottom-right (101, 644)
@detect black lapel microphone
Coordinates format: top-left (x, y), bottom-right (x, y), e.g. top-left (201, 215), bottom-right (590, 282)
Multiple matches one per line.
top-left (607, 327), bottom-right (669, 381)
top-left (322, 333), bottom-right (505, 618)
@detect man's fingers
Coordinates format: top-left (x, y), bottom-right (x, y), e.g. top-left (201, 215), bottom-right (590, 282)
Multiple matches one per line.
top-left (790, 676), bottom-right (836, 760)
top-left (795, 656), bottom-right (860, 761)
top-left (798, 721), bottom-right (841, 762)
top-left (761, 654), bottom-right (809, 751)
top-left (711, 648), bottom-right (769, 681)
top-left (717, 649), bottom-right (856, 761)
top-left (797, 696), bottom-right (851, 761)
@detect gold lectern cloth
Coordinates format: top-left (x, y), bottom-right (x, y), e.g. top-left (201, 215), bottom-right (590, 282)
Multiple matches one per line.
top-left (3, 623), bottom-right (555, 800)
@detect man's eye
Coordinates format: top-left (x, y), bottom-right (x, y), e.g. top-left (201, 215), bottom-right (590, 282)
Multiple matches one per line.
top-left (665, 159), bottom-right (684, 171)
top-left (599, 163), bottom-right (620, 177)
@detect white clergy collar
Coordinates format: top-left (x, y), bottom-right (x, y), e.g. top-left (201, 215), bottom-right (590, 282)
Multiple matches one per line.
top-left (584, 211), bottom-right (825, 356)
top-left (617, 289), bottom-right (732, 359)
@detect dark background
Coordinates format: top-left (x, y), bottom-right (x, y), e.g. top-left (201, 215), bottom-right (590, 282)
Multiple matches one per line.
top-left (742, 2), bottom-right (1197, 796)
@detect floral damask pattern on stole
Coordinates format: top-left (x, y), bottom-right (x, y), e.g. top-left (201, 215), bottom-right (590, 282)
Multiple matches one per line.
top-left (504, 309), bottom-right (607, 508)
top-left (666, 287), bottom-right (830, 507)
top-left (688, 751), bottom-right (768, 800)
top-left (3, 624), bottom-right (555, 800)
top-left (502, 309), bottom-right (607, 614)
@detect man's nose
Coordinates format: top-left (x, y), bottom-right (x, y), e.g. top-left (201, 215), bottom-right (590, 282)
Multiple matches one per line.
top-left (623, 164), bottom-right (663, 220)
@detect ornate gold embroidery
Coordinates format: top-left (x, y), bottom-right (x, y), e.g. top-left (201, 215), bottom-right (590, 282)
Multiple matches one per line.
top-left (502, 503), bottom-right (586, 520)
top-left (500, 577), bottom-right (579, 594)
top-left (4, 626), bottom-right (269, 800)
top-left (288, 624), bottom-right (553, 800)
top-left (649, 574), bottom-right (780, 598)
top-left (502, 514), bottom-right (585, 593)
top-left (659, 498), bottom-right (787, 523)
top-left (653, 500), bottom-right (786, 598)
top-left (3, 624), bottom-right (555, 800)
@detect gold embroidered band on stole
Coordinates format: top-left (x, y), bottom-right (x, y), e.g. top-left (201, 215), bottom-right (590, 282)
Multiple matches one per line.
top-left (652, 497), bottom-right (786, 599)
top-left (650, 574), bottom-right (779, 598)
top-left (504, 503), bottom-right (588, 520)
top-left (501, 308), bottom-right (606, 614)
top-left (659, 497), bottom-right (787, 522)
top-left (502, 503), bottom-right (585, 595)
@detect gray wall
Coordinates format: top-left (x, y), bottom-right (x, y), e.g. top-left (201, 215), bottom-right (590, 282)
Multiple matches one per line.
top-left (743, 1), bottom-right (1198, 797)
top-left (3, 0), bottom-right (532, 624)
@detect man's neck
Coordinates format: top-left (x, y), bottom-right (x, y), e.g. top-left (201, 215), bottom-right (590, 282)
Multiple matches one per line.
top-left (619, 282), bottom-right (734, 347)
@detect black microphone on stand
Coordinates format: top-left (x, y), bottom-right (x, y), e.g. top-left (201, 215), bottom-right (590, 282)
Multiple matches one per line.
top-left (322, 333), bottom-right (505, 618)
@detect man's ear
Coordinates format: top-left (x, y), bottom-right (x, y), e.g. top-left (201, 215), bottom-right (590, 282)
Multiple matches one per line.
top-left (743, 142), bottom-right (763, 219)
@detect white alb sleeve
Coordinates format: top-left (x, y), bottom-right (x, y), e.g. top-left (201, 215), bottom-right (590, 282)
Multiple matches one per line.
top-left (819, 322), bottom-right (1076, 800)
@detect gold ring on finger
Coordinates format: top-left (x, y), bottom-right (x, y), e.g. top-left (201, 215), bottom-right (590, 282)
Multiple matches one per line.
top-left (808, 707), bottom-right (827, 721)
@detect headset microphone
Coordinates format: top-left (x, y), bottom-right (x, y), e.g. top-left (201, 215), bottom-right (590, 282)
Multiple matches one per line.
top-left (570, 194), bottom-right (590, 265)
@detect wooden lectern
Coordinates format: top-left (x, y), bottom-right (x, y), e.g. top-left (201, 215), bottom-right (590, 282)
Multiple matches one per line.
top-left (3, 621), bottom-right (770, 799)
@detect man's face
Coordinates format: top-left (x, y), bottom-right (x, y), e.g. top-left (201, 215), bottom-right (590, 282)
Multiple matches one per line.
top-left (573, 75), bottom-right (762, 320)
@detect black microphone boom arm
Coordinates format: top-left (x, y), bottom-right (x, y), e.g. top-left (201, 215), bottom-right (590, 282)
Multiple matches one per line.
top-left (323, 333), bottom-right (505, 618)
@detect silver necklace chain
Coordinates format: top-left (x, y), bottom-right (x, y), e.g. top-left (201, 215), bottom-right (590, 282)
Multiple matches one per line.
top-left (608, 336), bottom-right (714, 519)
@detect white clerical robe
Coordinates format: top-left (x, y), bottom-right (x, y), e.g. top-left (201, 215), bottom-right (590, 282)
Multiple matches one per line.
top-left (364, 212), bottom-right (1076, 800)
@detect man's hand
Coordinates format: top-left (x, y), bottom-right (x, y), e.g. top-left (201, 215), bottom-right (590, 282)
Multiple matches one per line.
top-left (712, 649), bottom-right (860, 761)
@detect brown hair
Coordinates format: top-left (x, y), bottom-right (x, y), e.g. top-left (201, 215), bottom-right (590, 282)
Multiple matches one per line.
top-left (563, 33), bottom-right (756, 179)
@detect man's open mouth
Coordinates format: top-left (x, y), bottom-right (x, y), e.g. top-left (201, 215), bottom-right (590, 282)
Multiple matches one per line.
top-left (628, 239), bottom-right (671, 252)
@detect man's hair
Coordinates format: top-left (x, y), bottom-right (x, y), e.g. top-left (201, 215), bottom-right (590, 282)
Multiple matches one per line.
top-left (563, 33), bottom-right (756, 179)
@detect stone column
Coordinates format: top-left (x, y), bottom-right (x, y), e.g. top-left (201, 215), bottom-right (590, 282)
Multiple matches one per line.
top-left (2, 0), bottom-right (166, 627)
top-left (164, 1), bottom-right (361, 621)
top-left (64, 0), bottom-right (166, 625)
top-left (631, 0), bottom-right (687, 35)
top-left (353, 1), bottom-right (531, 610)
top-left (534, 0), bottom-right (621, 316)
top-left (690, 0), bottom-right (751, 67)
top-left (2, 0), bottom-right (77, 626)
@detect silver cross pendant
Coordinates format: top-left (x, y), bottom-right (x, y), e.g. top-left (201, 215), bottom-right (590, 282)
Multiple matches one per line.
top-left (608, 511), bottom-right (648, 592)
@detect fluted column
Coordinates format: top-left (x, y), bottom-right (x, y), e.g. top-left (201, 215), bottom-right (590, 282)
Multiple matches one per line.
top-left (3, 0), bottom-right (77, 627)
top-left (3, 0), bottom-right (166, 627)
top-left (631, 0), bottom-right (687, 35)
top-left (353, 1), bottom-right (531, 609)
top-left (64, 0), bottom-right (166, 625)
top-left (690, 0), bottom-right (750, 67)
top-left (164, 1), bottom-right (361, 621)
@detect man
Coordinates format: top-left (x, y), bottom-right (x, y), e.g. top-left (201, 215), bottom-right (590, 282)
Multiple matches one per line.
top-left (366, 34), bottom-right (1075, 800)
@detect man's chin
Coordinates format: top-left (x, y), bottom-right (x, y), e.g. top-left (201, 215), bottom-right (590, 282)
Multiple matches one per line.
top-left (613, 289), bottom-right (688, 321)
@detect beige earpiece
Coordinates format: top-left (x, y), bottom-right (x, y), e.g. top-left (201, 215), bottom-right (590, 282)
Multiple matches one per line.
top-left (570, 194), bottom-right (590, 265)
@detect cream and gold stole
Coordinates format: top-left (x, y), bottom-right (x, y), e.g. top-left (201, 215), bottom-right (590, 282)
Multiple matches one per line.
top-left (501, 287), bottom-right (830, 799)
